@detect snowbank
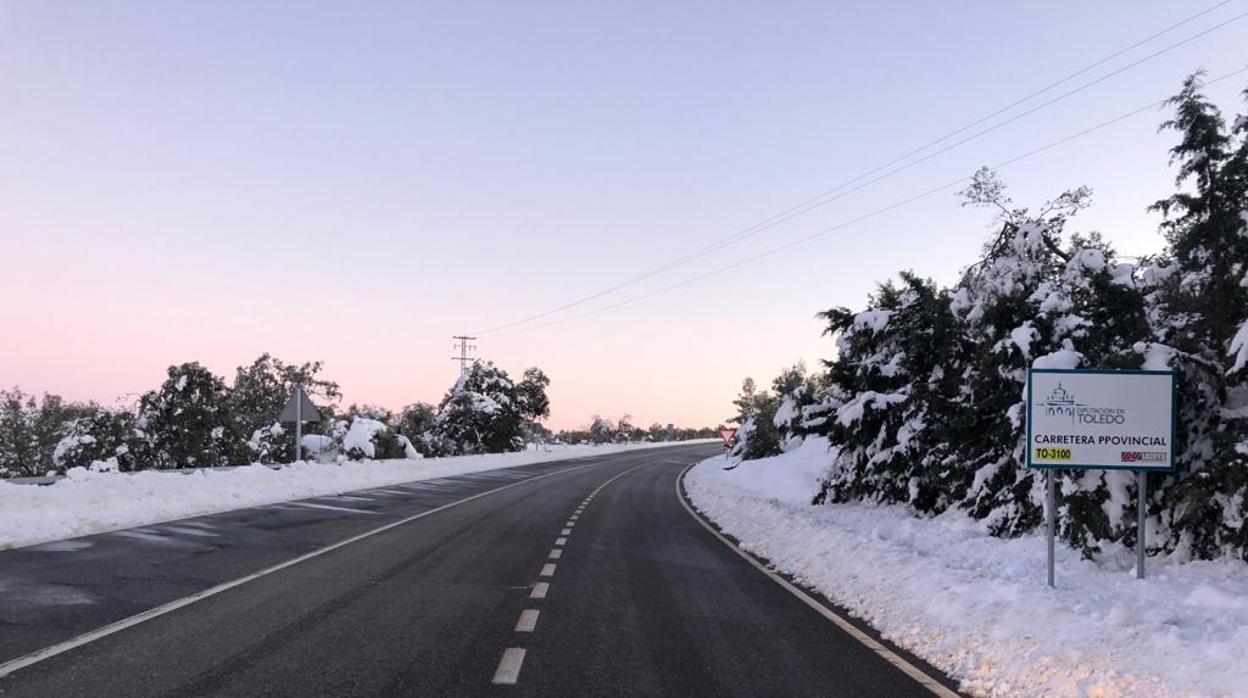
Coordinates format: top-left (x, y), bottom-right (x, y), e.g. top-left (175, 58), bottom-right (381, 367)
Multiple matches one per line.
top-left (0, 441), bottom-right (708, 551)
top-left (684, 438), bottom-right (1248, 698)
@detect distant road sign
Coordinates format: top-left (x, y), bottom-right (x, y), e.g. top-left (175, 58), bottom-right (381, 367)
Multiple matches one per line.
top-left (279, 388), bottom-right (321, 424)
top-left (719, 428), bottom-right (737, 447)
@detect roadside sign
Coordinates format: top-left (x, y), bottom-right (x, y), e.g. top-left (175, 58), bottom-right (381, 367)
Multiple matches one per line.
top-left (279, 388), bottom-right (321, 424)
top-left (719, 428), bottom-right (737, 447)
top-left (1026, 369), bottom-right (1176, 471)
top-left (278, 387), bottom-right (320, 464)
top-left (1025, 368), bottom-right (1177, 586)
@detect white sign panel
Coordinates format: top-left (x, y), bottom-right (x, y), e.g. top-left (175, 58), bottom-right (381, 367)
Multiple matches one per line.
top-left (1026, 369), bottom-right (1176, 471)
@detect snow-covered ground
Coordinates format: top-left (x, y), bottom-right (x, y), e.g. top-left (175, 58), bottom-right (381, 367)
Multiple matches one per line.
top-left (0, 441), bottom-right (706, 551)
top-left (684, 438), bottom-right (1248, 698)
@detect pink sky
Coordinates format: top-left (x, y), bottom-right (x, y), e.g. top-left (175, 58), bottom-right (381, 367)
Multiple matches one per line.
top-left (2, 2), bottom-right (1244, 429)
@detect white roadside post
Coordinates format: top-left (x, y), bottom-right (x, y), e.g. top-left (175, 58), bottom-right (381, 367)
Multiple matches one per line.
top-left (279, 387), bottom-right (322, 464)
top-left (1026, 368), bottom-right (1176, 588)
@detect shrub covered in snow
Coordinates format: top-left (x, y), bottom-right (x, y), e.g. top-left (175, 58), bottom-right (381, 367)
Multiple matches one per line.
top-left (0, 388), bottom-right (100, 477)
top-left (336, 417), bottom-right (414, 461)
top-left (247, 422), bottom-right (289, 464)
top-left (53, 410), bottom-right (141, 471)
top-left (396, 402), bottom-right (437, 456)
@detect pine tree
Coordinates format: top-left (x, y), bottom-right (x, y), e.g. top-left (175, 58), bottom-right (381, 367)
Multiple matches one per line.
top-left (0, 388), bottom-right (38, 477)
top-left (1146, 74), bottom-right (1248, 559)
top-left (814, 274), bottom-right (964, 508)
top-left (730, 378), bottom-right (758, 424)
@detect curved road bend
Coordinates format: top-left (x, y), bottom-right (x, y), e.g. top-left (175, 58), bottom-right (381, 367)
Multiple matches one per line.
top-left (0, 443), bottom-right (960, 696)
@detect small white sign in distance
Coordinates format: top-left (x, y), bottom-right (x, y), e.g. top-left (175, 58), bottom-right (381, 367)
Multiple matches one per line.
top-left (1027, 369), bottom-right (1176, 471)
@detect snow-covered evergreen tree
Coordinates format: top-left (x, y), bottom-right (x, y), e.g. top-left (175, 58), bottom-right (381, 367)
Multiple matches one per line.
top-left (814, 273), bottom-right (969, 512)
top-left (729, 366), bottom-right (813, 461)
top-left (137, 363), bottom-right (234, 469)
top-left (0, 388), bottom-right (38, 477)
top-left (428, 362), bottom-right (551, 455)
top-left (1143, 74), bottom-right (1248, 559)
top-left (806, 76), bottom-right (1248, 561)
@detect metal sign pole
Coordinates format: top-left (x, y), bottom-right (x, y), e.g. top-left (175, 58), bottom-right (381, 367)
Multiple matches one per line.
top-left (1137, 470), bottom-right (1146, 580)
top-left (1046, 469), bottom-right (1056, 588)
top-left (295, 388), bottom-right (303, 463)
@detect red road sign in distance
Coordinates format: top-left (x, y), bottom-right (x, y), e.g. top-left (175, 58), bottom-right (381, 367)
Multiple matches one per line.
top-left (719, 428), bottom-right (737, 447)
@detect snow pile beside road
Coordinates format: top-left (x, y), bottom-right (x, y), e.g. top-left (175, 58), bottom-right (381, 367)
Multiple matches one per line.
top-left (684, 438), bottom-right (1248, 698)
top-left (0, 442), bottom-right (705, 551)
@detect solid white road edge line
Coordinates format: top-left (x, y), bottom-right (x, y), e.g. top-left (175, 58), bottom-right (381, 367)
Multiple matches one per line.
top-left (515, 610), bottom-right (540, 633)
top-left (675, 464), bottom-right (962, 698)
top-left (287, 502), bottom-right (380, 516)
top-left (0, 461), bottom-right (606, 681)
top-left (492, 648), bottom-right (526, 684)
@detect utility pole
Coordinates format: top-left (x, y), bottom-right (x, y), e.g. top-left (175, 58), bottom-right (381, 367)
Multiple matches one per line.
top-left (451, 335), bottom-right (478, 373)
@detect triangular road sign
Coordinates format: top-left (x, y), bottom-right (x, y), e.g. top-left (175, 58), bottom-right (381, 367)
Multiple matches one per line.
top-left (279, 388), bottom-right (321, 423)
top-left (719, 427), bottom-right (738, 447)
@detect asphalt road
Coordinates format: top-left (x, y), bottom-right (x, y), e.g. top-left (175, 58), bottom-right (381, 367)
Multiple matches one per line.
top-left (0, 444), bottom-right (959, 697)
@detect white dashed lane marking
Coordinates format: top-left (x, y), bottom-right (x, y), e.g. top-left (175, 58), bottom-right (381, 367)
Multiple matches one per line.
top-left (492, 648), bottom-right (526, 685)
top-left (486, 460), bottom-right (659, 689)
top-left (515, 610), bottom-right (540, 633)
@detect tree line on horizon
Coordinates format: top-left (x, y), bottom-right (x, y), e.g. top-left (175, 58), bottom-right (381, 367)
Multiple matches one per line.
top-left (727, 74), bottom-right (1248, 562)
top-left (0, 357), bottom-right (715, 478)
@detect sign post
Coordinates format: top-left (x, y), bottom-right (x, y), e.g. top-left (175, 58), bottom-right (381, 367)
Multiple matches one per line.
top-left (1137, 470), bottom-right (1147, 580)
top-left (1026, 368), bottom-right (1176, 587)
top-left (279, 387), bottom-right (321, 463)
top-left (1046, 469), bottom-right (1055, 588)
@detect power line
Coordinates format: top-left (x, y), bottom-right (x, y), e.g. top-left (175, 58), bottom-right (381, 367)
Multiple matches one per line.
top-left (488, 64), bottom-right (1248, 337)
top-left (473, 1), bottom-right (1242, 337)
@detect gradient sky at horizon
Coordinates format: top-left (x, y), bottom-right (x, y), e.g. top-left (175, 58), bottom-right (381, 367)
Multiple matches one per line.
top-left (1, 1), bottom-right (1245, 430)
